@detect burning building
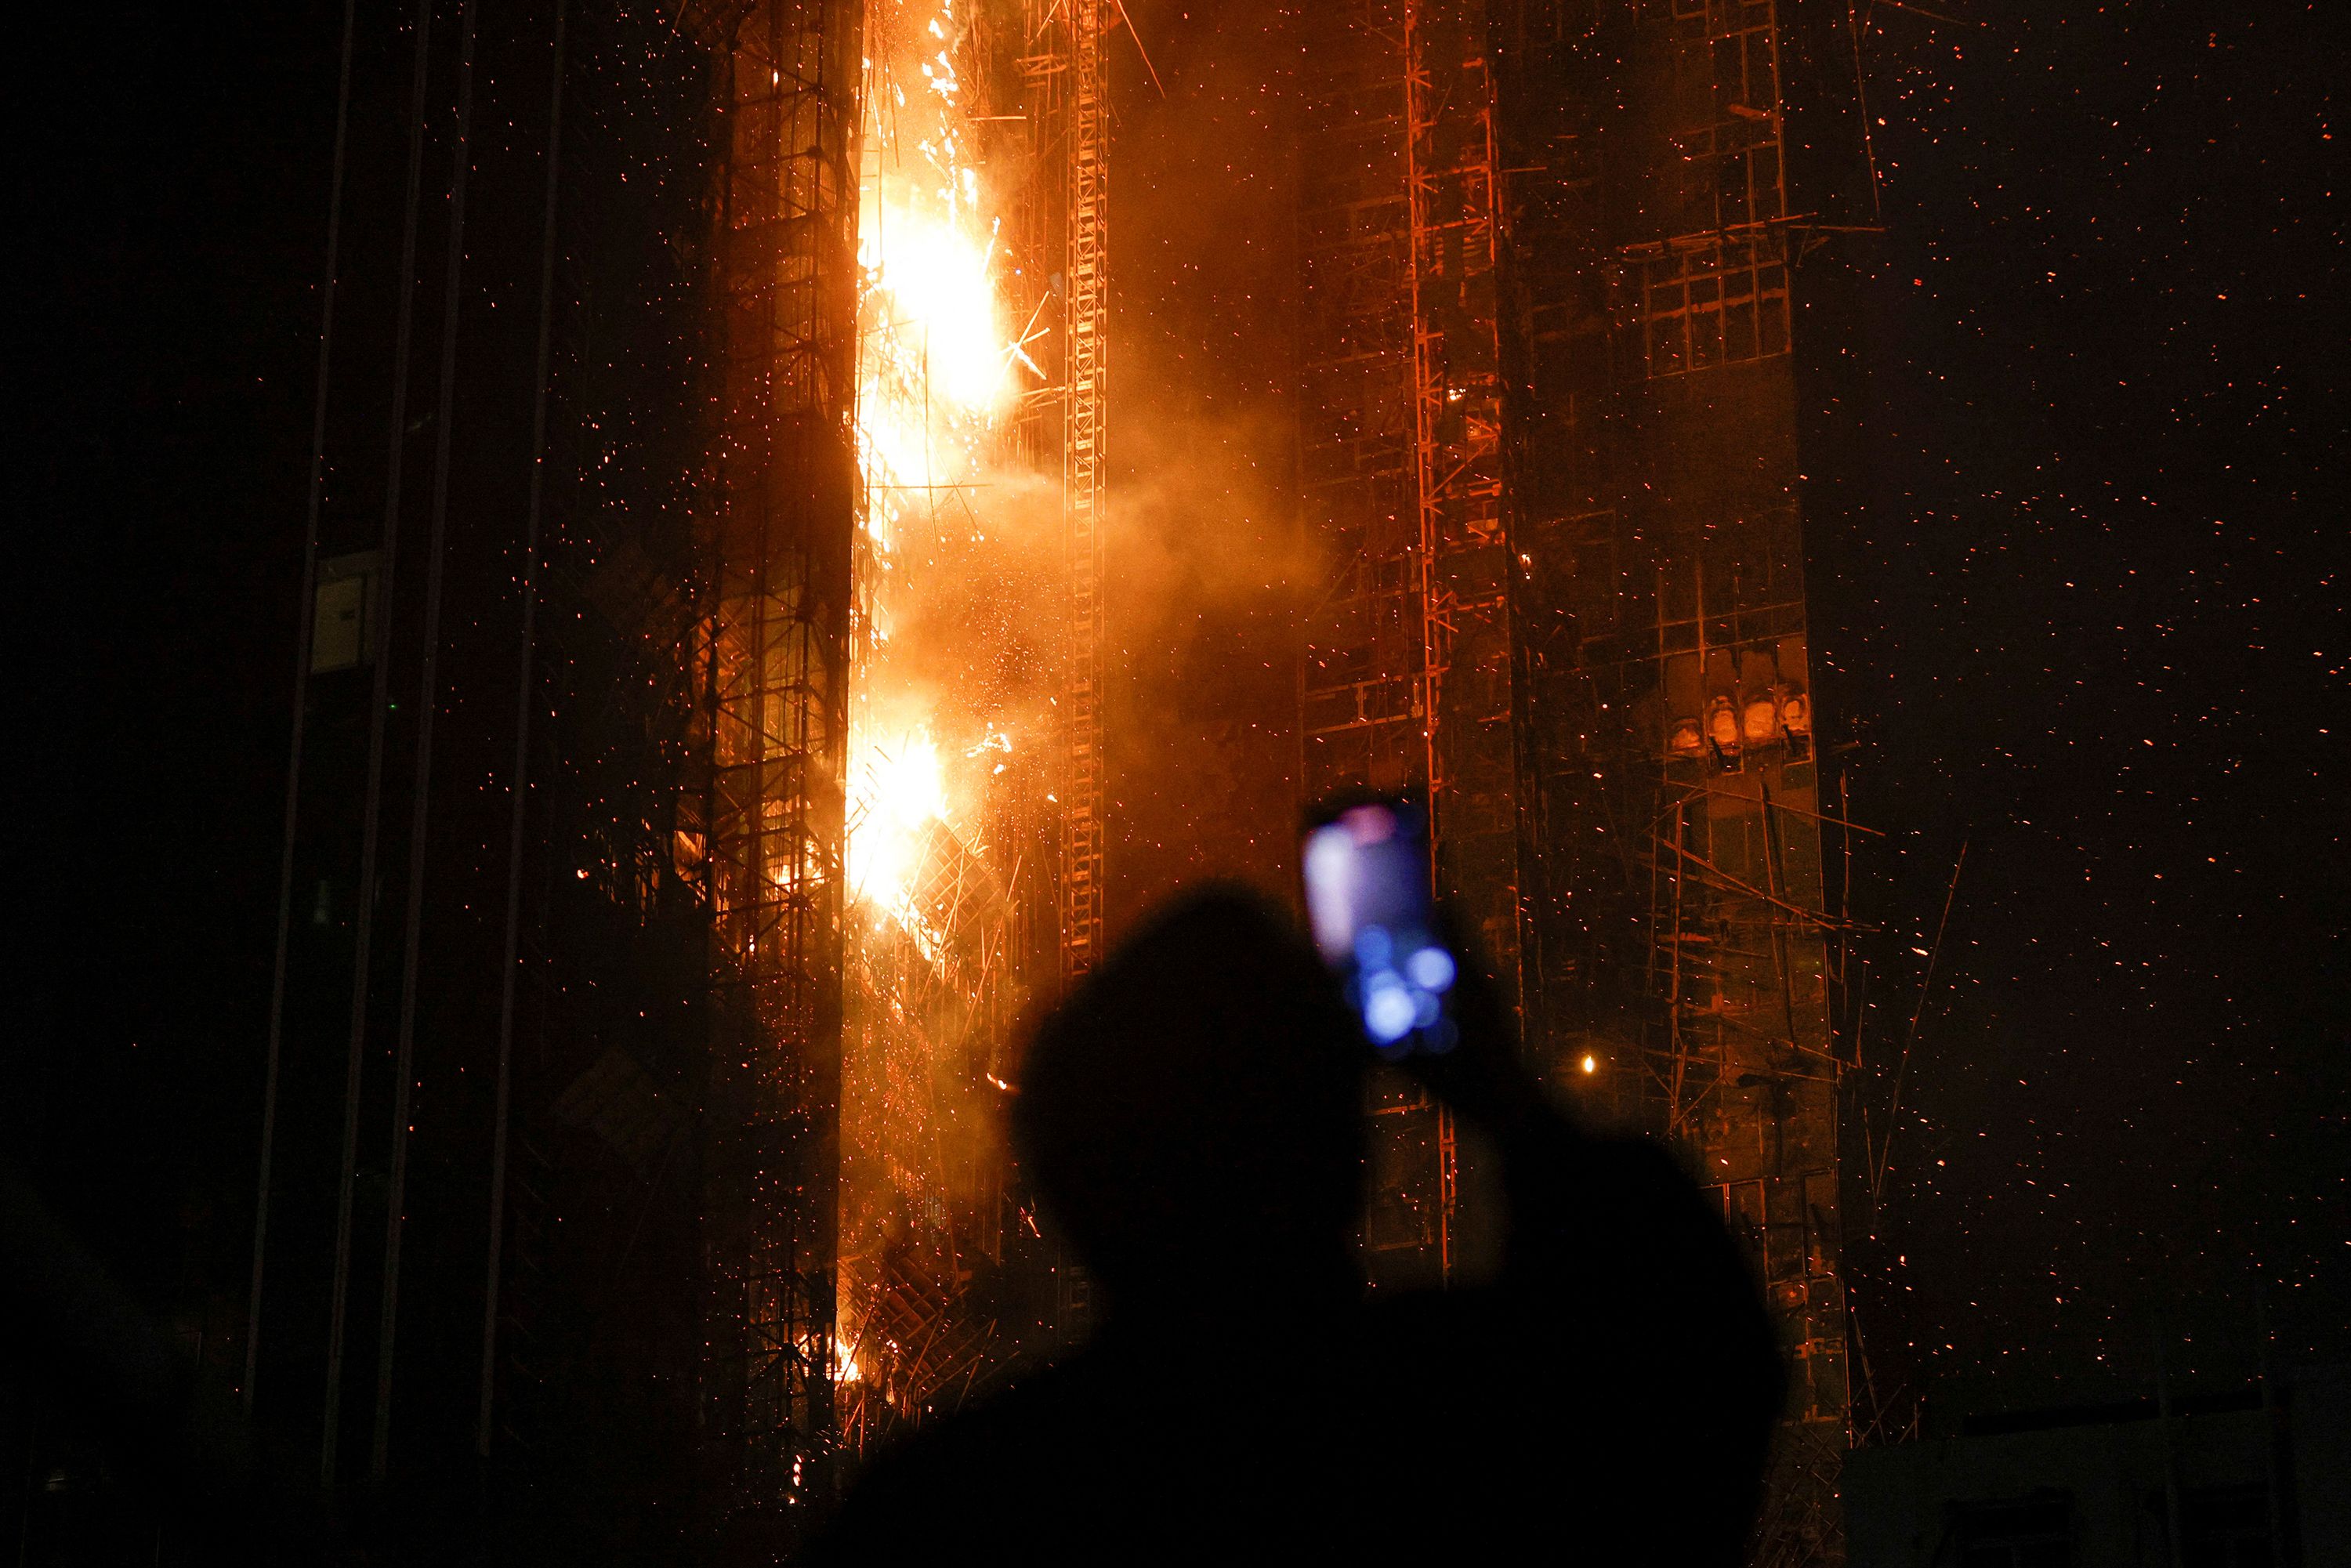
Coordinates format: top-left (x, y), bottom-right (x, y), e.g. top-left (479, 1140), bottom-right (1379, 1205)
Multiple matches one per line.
top-left (237, 0), bottom-right (1104, 1550)
top-left (676, 0), bottom-right (1110, 1534)
top-left (230, 0), bottom-right (1868, 1559)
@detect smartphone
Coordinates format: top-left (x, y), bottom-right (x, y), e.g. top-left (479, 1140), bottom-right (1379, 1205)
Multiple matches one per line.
top-left (1301, 797), bottom-right (1460, 1057)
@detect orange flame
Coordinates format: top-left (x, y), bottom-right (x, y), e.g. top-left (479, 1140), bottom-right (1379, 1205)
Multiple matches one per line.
top-left (849, 0), bottom-right (1016, 932)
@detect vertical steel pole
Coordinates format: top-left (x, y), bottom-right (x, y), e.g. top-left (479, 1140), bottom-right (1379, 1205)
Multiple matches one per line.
top-left (323, 0), bottom-right (439, 1487)
top-left (480, 0), bottom-right (569, 1465)
top-left (372, 0), bottom-right (482, 1481)
top-left (246, 0), bottom-right (360, 1416)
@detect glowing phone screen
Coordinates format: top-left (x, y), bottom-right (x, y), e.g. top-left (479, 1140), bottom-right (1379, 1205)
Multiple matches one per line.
top-left (1301, 801), bottom-right (1459, 1057)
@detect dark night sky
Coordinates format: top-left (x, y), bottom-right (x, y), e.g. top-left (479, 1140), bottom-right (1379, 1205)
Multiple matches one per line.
top-left (9, 0), bottom-right (2345, 1421)
top-left (1800, 0), bottom-right (2347, 1398)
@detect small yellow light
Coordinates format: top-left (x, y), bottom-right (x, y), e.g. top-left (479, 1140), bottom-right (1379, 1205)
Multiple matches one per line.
top-left (1581, 1054), bottom-right (1597, 1074)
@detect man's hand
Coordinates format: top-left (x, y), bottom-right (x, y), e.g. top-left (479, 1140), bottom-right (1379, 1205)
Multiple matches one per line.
top-left (1396, 914), bottom-right (1561, 1140)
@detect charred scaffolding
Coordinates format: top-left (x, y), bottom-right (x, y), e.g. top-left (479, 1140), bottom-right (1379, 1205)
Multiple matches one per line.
top-left (683, 0), bottom-right (864, 1523)
top-left (1299, 2), bottom-right (1863, 1561)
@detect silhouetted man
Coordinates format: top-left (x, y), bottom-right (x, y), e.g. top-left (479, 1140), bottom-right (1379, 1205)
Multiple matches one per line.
top-left (809, 887), bottom-right (1781, 1563)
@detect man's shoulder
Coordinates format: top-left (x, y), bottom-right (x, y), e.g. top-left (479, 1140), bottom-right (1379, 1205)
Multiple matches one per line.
top-left (860, 1359), bottom-right (1083, 1483)
top-left (810, 1354), bottom-right (1137, 1558)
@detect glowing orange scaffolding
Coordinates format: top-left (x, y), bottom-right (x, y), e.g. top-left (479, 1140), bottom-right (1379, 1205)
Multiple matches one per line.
top-left (1301, 7), bottom-right (1853, 1555)
top-left (1060, 0), bottom-right (1107, 983)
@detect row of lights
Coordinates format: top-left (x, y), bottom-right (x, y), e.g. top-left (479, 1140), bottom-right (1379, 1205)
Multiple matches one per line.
top-left (1666, 687), bottom-right (1811, 764)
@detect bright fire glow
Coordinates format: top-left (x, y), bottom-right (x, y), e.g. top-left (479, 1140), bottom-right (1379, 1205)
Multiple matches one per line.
top-left (847, 0), bottom-right (1019, 930)
top-left (862, 197), bottom-right (1011, 419)
top-left (847, 730), bottom-right (947, 918)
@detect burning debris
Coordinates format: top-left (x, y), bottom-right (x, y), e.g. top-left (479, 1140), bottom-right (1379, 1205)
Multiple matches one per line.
top-left (836, 0), bottom-right (1080, 1450)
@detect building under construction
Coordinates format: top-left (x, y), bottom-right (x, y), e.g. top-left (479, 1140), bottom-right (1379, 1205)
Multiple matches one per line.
top-left (1297, 2), bottom-right (1865, 1562)
top-left (233, 0), bottom-right (1107, 1555)
top-left (213, 0), bottom-right (1870, 1561)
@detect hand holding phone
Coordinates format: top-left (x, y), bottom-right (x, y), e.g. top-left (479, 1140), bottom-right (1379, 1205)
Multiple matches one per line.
top-left (1301, 798), bottom-right (1461, 1058)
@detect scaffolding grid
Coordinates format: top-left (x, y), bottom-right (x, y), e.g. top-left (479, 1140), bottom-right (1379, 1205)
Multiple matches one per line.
top-left (697, 0), bottom-right (864, 1526)
top-left (1302, 0), bottom-right (1853, 1555)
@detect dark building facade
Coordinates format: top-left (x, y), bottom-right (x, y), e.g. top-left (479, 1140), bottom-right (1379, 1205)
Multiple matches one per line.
top-left (230, 5), bottom-right (731, 1557)
top-left (1846, 1367), bottom-right (2351, 1567)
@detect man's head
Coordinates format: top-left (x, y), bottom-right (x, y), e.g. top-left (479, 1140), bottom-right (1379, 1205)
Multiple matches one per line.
top-left (1012, 886), bottom-right (1366, 1309)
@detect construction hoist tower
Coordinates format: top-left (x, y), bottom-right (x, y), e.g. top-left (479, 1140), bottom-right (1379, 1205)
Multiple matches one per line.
top-left (1060, 0), bottom-right (1109, 984)
top-left (1302, 1), bottom-right (1852, 1559)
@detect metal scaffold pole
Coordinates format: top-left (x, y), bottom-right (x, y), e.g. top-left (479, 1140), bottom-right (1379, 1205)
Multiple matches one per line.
top-left (245, 0), bottom-right (358, 1418)
top-left (1404, 0), bottom-right (1520, 1284)
top-left (478, 0), bottom-right (568, 1464)
top-left (323, 0), bottom-right (439, 1485)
